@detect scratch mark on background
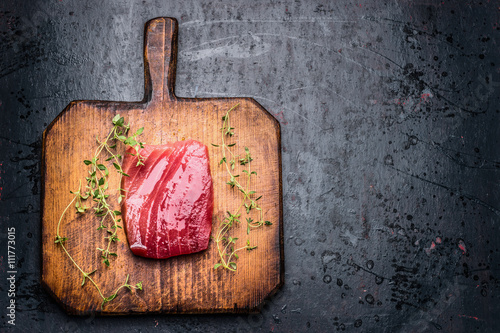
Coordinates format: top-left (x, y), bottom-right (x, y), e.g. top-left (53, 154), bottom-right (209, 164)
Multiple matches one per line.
top-left (286, 84), bottom-right (367, 113)
top-left (422, 139), bottom-right (500, 170)
top-left (363, 47), bottom-right (403, 70)
top-left (287, 86), bottom-right (317, 92)
top-left (397, 277), bottom-right (466, 333)
top-left (181, 32), bottom-right (325, 61)
top-left (0, 136), bottom-right (32, 147)
top-left (181, 18), bottom-right (357, 27)
top-left (362, 15), bottom-right (471, 56)
top-left (181, 35), bottom-right (240, 51)
top-left (254, 32), bottom-right (325, 47)
top-left (0, 182), bottom-right (35, 201)
top-left (349, 260), bottom-right (393, 282)
top-left (180, 36), bottom-right (271, 60)
top-left (389, 166), bottom-right (500, 218)
top-left (194, 91), bottom-right (322, 129)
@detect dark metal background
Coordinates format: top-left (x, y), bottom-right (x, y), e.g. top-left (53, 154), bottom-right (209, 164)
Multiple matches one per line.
top-left (1, 0), bottom-right (499, 332)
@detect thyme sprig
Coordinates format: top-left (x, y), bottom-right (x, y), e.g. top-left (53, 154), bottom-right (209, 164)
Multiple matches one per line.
top-left (76, 115), bottom-right (145, 266)
top-left (56, 182), bottom-right (143, 309)
top-left (212, 104), bottom-right (271, 271)
top-left (54, 115), bottom-right (144, 308)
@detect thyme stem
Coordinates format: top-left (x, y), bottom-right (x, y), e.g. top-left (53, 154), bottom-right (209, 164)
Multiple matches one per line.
top-left (54, 114), bottom-right (144, 308)
top-left (212, 104), bottom-right (271, 271)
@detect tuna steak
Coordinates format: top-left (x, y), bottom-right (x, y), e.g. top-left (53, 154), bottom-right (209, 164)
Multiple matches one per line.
top-left (121, 139), bottom-right (214, 259)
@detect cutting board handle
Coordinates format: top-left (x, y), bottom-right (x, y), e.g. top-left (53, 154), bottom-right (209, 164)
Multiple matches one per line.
top-left (143, 17), bottom-right (178, 103)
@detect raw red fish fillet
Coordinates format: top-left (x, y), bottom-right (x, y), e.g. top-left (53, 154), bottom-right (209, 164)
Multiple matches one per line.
top-left (121, 139), bottom-right (214, 259)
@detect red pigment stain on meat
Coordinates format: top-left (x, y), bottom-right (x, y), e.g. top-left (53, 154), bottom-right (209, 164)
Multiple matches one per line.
top-left (121, 139), bottom-right (213, 259)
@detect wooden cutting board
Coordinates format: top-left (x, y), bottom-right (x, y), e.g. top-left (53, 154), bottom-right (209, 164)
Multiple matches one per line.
top-left (41, 17), bottom-right (283, 315)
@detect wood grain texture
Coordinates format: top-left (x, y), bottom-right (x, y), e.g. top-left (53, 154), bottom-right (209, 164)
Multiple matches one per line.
top-left (41, 17), bottom-right (283, 315)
